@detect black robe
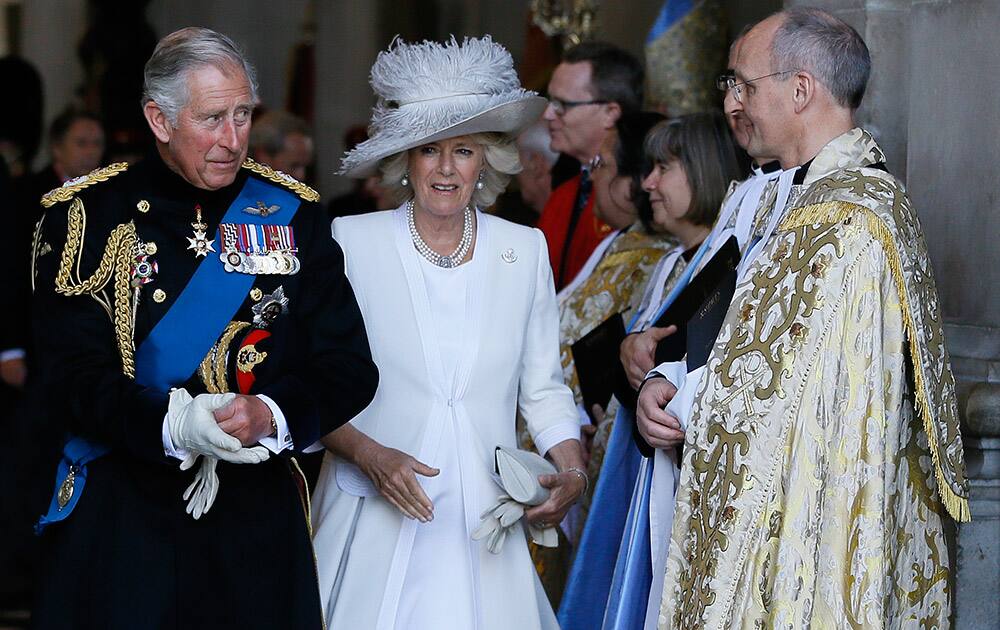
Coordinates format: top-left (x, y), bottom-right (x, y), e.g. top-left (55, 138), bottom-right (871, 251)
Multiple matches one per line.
top-left (29, 155), bottom-right (378, 629)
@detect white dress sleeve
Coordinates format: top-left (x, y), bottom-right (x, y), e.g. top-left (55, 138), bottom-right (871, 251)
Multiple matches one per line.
top-left (518, 229), bottom-right (579, 456)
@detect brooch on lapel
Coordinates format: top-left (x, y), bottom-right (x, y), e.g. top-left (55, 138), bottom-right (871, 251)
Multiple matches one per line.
top-left (501, 248), bottom-right (517, 263)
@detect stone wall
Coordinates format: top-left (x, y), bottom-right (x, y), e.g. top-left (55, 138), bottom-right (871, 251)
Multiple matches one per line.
top-left (785, 1), bottom-right (1000, 626)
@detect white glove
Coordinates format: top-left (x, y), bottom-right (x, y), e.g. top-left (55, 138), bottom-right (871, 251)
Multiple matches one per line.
top-left (182, 456), bottom-right (219, 520)
top-left (167, 390), bottom-right (270, 465)
top-left (472, 494), bottom-right (558, 554)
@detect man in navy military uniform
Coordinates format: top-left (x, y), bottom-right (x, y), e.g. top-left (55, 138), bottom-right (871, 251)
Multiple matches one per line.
top-left (29, 27), bottom-right (378, 629)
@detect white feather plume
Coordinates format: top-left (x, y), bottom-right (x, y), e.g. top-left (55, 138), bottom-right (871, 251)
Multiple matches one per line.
top-left (340, 36), bottom-right (541, 176)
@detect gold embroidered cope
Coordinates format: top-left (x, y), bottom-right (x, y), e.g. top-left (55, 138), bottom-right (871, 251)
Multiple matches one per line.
top-left (658, 129), bottom-right (968, 629)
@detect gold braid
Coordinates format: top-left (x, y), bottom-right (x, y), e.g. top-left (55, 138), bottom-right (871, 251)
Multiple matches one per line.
top-left (54, 196), bottom-right (139, 379)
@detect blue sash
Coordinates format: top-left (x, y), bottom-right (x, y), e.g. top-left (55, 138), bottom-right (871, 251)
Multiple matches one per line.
top-left (558, 237), bottom-right (712, 628)
top-left (36, 176), bottom-right (302, 534)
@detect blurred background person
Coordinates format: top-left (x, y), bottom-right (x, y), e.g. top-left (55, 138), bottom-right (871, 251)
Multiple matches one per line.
top-left (6, 108), bottom-right (106, 395)
top-left (249, 109), bottom-right (314, 182)
top-left (516, 120), bottom-right (560, 217)
top-left (538, 42), bottom-right (644, 291)
top-left (327, 124), bottom-right (395, 220)
top-left (489, 120), bottom-right (559, 227)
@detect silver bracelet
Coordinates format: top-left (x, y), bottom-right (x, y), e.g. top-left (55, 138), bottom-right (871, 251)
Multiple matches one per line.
top-left (565, 466), bottom-right (589, 495)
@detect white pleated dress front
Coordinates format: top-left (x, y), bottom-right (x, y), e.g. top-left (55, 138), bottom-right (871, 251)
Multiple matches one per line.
top-left (311, 207), bottom-right (577, 630)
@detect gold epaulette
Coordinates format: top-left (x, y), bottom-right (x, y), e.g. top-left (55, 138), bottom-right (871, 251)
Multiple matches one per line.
top-left (242, 157), bottom-right (320, 203)
top-left (40, 162), bottom-right (129, 208)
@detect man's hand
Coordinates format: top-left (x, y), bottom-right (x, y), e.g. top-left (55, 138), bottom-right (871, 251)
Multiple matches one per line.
top-left (620, 326), bottom-right (676, 389)
top-left (168, 391), bottom-right (269, 464)
top-left (0, 357), bottom-right (27, 389)
top-left (636, 377), bottom-right (684, 449)
top-left (214, 395), bottom-right (275, 446)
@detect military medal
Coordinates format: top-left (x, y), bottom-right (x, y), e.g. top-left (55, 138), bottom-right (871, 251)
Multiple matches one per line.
top-left (243, 200), bottom-right (281, 217)
top-left (218, 222), bottom-right (299, 275)
top-left (57, 465), bottom-right (79, 511)
top-left (187, 204), bottom-right (216, 258)
top-left (131, 253), bottom-right (158, 287)
top-left (251, 286), bottom-right (289, 328)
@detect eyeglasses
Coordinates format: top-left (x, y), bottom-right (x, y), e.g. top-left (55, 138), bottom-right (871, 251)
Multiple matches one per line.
top-left (548, 97), bottom-right (609, 116)
top-left (716, 70), bottom-right (797, 103)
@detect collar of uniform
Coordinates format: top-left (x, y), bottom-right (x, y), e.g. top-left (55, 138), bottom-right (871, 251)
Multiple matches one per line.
top-left (144, 154), bottom-right (250, 221)
top-left (797, 127), bottom-right (886, 188)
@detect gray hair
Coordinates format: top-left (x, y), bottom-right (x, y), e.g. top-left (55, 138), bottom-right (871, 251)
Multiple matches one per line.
top-left (380, 133), bottom-right (521, 209)
top-left (142, 27), bottom-right (259, 126)
top-left (516, 121), bottom-right (559, 167)
top-left (771, 7), bottom-right (870, 109)
top-left (250, 110), bottom-right (312, 155)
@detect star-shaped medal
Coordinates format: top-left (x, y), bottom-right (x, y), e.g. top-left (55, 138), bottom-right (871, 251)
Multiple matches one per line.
top-left (187, 230), bottom-right (216, 257)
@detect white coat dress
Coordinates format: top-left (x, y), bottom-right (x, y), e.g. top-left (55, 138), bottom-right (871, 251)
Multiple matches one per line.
top-left (311, 206), bottom-right (579, 630)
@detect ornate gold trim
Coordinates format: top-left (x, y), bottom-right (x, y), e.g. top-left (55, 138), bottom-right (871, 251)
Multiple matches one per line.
top-left (782, 200), bottom-right (970, 521)
top-left (30, 214), bottom-right (46, 293)
top-left (198, 321), bottom-right (250, 393)
top-left (41, 162), bottom-right (129, 208)
top-left (53, 197), bottom-right (138, 378)
top-left (242, 157), bottom-right (319, 202)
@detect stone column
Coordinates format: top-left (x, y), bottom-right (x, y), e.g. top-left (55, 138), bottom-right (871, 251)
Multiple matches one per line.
top-left (956, 383), bottom-right (1000, 628)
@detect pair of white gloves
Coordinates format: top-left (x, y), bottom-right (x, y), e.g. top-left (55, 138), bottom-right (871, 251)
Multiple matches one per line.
top-left (166, 389), bottom-right (270, 519)
top-left (472, 494), bottom-right (558, 554)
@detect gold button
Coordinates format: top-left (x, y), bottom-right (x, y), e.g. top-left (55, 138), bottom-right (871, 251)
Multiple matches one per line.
top-left (250, 287), bottom-right (263, 301)
top-left (153, 289), bottom-right (167, 303)
top-left (137, 200), bottom-right (150, 213)
top-left (145, 241), bottom-right (158, 255)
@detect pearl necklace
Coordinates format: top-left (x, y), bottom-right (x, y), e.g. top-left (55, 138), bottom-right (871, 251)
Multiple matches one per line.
top-left (407, 200), bottom-right (474, 268)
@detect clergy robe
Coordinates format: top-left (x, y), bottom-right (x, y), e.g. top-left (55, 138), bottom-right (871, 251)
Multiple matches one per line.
top-left (658, 128), bottom-right (969, 629)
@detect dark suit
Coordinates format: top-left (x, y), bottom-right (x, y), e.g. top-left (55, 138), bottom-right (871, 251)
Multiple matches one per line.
top-left (29, 155), bottom-right (378, 629)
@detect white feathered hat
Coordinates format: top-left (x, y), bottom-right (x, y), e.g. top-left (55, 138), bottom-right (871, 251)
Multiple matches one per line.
top-left (339, 36), bottom-right (548, 178)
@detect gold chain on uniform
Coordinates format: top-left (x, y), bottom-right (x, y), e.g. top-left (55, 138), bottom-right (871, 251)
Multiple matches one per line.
top-left (54, 197), bottom-right (138, 378)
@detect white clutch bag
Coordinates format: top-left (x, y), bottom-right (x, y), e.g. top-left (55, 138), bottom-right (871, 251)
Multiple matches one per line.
top-left (494, 445), bottom-right (556, 506)
top-left (473, 446), bottom-right (559, 554)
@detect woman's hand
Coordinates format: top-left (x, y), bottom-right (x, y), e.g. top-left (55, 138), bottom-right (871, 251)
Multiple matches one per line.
top-left (523, 469), bottom-right (586, 528)
top-left (320, 424), bottom-right (439, 522)
top-left (620, 326), bottom-right (677, 389)
top-left (357, 442), bottom-right (440, 522)
top-left (523, 438), bottom-right (587, 528)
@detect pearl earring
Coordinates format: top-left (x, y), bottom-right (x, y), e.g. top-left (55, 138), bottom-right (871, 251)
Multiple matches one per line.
top-left (401, 172), bottom-right (410, 187)
top-left (475, 171), bottom-right (485, 190)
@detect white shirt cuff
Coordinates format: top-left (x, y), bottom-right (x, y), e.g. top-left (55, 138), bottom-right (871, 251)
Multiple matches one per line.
top-left (162, 414), bottom-right (189, 460)
top-left (1, 349), bottom-right (26, 362)
top-left (256, 394), bottom-right (294, 453)
top-left (647, 361), bottom-right (687, 388)
top-left (532, 422), bottom-right (581, 457)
